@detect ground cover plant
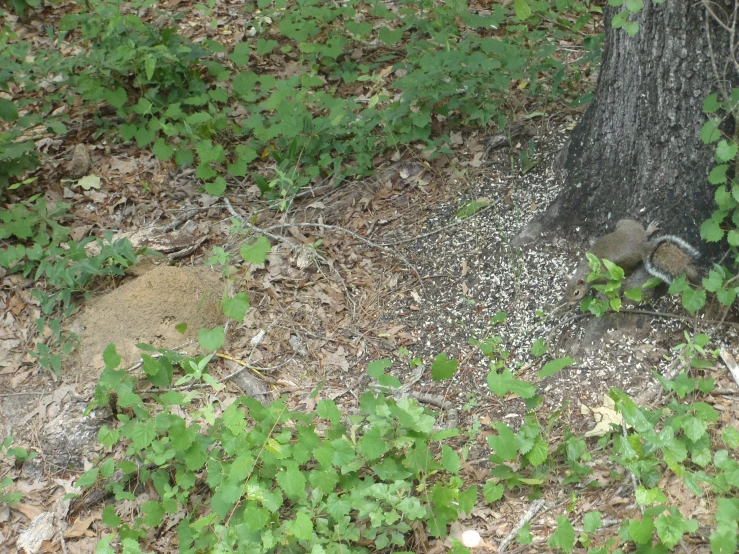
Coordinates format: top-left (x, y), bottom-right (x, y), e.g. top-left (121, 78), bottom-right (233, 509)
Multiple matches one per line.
top-left (2, 0), bottom-right (739, 553)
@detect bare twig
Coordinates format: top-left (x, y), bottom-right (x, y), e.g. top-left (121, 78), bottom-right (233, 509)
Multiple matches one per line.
top-left (376, 205), bottom-right (493, 247)
top-left (498, 498), bottom-right (547, 552)
top-left (223, 197), bottom-right (357, 315)
top-left (262, 221), bottom-right (427, 295)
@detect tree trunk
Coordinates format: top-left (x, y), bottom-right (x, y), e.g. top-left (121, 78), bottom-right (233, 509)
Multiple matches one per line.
top-left (530, 1), bottom-right (735, 254)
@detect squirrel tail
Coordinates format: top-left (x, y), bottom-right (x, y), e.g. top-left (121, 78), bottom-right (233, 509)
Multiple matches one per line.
top-left (644, 235), bottom-right (700, 284)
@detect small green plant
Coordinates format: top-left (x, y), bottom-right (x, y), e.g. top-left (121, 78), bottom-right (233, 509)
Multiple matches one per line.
top-left (6, 0), bottom-right (600, 202)
top-left (1, 437), bottom-right (36, 506)
top-left (0, 197), bottom-right (140, 375)
top-left (81, 350), bottom-right (476, 552)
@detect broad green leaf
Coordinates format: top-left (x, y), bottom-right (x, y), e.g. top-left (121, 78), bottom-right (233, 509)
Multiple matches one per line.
top-left (483, 480), bottom-right (504, 503)
top-left (101, 505), bottom-right (121, 527)
top-left (198, 327), bottom-right (225, 351)
top-left (441, 444), bottom-right (460, 474)
top-left (317, 400), bottom-right (342, 425)
top-left (700, 119), bottom-right (721, 144)
top-left (708, 164), bottom-right (729, 184)
top-left (513, 0), bottom-right (532, 19)
top-left (716, 140), bottom-right (738, 163)
top-left (0, 98), bottom-right (18, 122)
top-left (222, 292), bottom-right (250, 322)
top-left (703, 93), bottom-right (720, 113)
top-left (538, 357), bottom-right (575, 378)
top-left (628, 517), bottom-right (654, 544)
top-left (276, 462), bottom-right (306, 502)
top-left (583, 511), bottom-right (602, 533)
top-left (241, 236), bottom-right (271, 265)
top-left (458, 485), bottom-right (477, 514)
top-left (229, 43), bottom-right (251, 66)
top-left (548, 516), bottom-right (575, 553)
top-left (431, 353), bottom-right (458, 381)
top-left (487, 422), bottom-right (517, 460)
top-left (102, 344), bottom-right (120, 369)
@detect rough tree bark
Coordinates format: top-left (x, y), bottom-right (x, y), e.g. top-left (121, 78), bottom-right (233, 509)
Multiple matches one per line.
top-left (524, 1), bottom-right (736, 254)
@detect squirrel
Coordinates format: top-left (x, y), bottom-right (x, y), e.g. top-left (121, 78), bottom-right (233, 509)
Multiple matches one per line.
top-left (564, 219), bottom-right (700, 303)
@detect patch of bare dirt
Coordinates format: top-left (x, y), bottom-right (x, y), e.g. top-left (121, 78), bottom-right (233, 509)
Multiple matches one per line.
top-left (73, 263), bottom-right (225, 380)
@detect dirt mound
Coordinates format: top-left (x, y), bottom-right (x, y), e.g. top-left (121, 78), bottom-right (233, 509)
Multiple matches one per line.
top-left (73, 264), bottom-right (225, 379)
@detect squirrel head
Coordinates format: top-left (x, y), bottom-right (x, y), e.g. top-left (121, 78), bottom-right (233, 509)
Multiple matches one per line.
top-left (564, 277), bottom-right (587, 303)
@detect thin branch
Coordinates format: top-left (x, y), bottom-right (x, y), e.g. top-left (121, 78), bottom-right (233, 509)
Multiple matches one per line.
top-left (223, 197), bottom-right (357, 315)
top-left (377, 205), bottom-right (494, 247)
top-left (262, 221), bottom-right (427, 295)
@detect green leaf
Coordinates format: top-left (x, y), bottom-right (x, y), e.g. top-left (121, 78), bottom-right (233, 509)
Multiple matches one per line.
top-left (483, 480), bottom-right (504, 503)
top-left (222, 292), bottom-right (250, 322)
top-left (204, 177), bottom-right (227, 197)
top-left (276, 462), bottom-right (306, 502)
top-left (100, 458), bottom-right (115, 479)
top-left (538, 357), bottom-right (575, 378)
top-left (583, 511), bottom-right (602, 533)
top-left (102, 344), bottom-right (120, 369)
top-left (548, 516), bottom-right (575, 553)
top-left (378, 27), bottom-right (404, 45)
top-left (98, 426), bottom-right (119, 448)
top-left (487, 422), bottom-right (518, 460)
top-left (431, 353), bottom-right (459, 381)
top-left (628, 517), bottom-right (654, 544)
top-left (76, 468), bottom-right (99, 489)
top-left (198, 327), bottom-right (225, 351)
top-left (142, 500), bottom-right (164, 527)
top-left (623, 21), bottom-right (639, 36)
top-left (682, 415), bottom-right (707, 442)
top-left (722, 426), bottom-right (739, 449)
top-left (358, 427), bottom-right (389, 460)
top-left (513, 0), bottom-right (532, 19)
top-left (152, 138), bottom-right (174, 161)
top-left (285, 510), bottom-right (313, 541)
top-left (441, 444), bottom-right (460, 474)
top-left (367, 358), bottom-right (401, 388)
top-left (655, 510), bottom-right (697, 549)
top-left (487, 368), bottom-right (536, 399)
top-left (710, 527), bottom-right (737, 554)
top-left (256, 38), bottom-right (278, 55)
top-left (530, 338), bottom-right (547, 357)
top-left (135, 127), bottom-right (156, 148)
top-left (703, 93), bottom-right (720, 113)
top-left (716, 140), bottom-right (738, 163)
top-left (611, 10), bottom-right (628, 29)
top-left (708, 164), bottom-right (729, 184)
top-left (456, 200), bottom-right (490, 219)
top-left (526, 437), bottom-right (549, 467)
top-left (635, 486), bottom-right (667, 505)
top-left (0, 98), bottom-right (19, 122)
top-left (46, 120), bottom-right (67, 135)
top-left (240, 236), bottom-right (271, 265)
top-left (184, 442), bottom-right (208, 471)
top-left (144, 56), bottom-right (156, 81)
top-left (101, 505), bottom-right (121, 527)
top-left (317, 399), bottom-right (342, 425)
top-left (681, 288), bottom-right (706, 315)
top-left (700, 216), bottom-right (724, 242)
top-left (700, 119), bottom-right (721, 144)
top-left (458, 485), bottom-right (477, 515)
top-left (229, 43), bottom-right (251, 66)
top-left (625, 0), bottom-right (643, 12)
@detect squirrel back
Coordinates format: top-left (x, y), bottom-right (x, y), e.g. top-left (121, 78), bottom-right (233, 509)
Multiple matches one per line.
top-left (564, 219), bottom-right (655, 303)
top-left (644, 235), bottom-right (700, 283)
top-left (564, 221), bottom-right (699, 304)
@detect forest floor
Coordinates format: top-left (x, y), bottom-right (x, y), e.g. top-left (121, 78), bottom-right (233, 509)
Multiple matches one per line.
top-left (1, 2), bottom-right (738, 554)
